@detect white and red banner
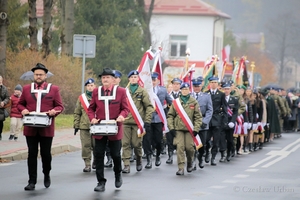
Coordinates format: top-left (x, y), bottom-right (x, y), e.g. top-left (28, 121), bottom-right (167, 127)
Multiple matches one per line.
top-left (137, 49), bottom-right (168, 133)
top-left (126, 89), bottom-right (145, 137)
top-left (152, 47), bottom-right (164, 86)
top-left (79, 93), bottom-right (89, 114)
top-left (173, 98), bottom-right (202, 150)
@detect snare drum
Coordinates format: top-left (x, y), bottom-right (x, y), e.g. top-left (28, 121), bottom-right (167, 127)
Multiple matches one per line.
top-left (90, 120), bottom-right (118, 136)
top-left (23, 112), bottom-right (52, 127)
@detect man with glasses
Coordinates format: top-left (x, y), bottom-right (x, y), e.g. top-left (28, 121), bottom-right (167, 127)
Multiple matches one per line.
top-left (18, 63), bottom-right (64, 191)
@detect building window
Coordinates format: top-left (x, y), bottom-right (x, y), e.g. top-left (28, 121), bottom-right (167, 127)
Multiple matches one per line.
top-left (169, 35), bottom-right (187, 58)
top-left (286, 67), bottom-right (292, 74)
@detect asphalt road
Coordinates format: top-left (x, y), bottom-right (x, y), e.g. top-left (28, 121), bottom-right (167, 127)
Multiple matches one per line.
top-left (1, 132), bottom-right (300, 200)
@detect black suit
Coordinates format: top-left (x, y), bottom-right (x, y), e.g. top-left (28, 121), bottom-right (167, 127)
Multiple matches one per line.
top-left (206, 89), bottom-right (227, 158)
top-left (220, 95), bottom-right (239, 153)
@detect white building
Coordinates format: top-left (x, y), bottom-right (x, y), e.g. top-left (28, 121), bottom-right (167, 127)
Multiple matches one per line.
top-left (145, 0), bottom-right (230, 85)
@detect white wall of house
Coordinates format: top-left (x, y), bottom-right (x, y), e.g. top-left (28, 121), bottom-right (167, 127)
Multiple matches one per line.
top-left (150, 14), bottom-right (226, 62)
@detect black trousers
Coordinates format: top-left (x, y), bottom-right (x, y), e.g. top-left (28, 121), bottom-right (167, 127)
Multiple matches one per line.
top-left (197, 130), bottom-right (207, 157)
top-left (26, 135), bottom-right (53, 184)
top-left (143, 122), bottom-right (163, 156)
top-left (0, 121), bottom-right (3, 134)
top-left (219, 128), bottom-right (234, 153)
top-left (166, 131), bottom-right (176, 152)
top-left (94, 137), bottom-right (121, 184)
top-left (208, 126), bottom-right (221, 157)
top-left (105, 141), bottom-right (111, 157)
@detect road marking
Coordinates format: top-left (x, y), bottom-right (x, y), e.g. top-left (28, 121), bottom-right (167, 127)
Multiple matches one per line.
top-left (245, 169), bottom-right (259, 172)
top-left (209, 185), bottom-right (227, 189)
top-left (223, 179), bottom-right (238, 183)
top-left (250, 139), bottom-right (300, 168)
top-left (0, 163), bottom-right (15, 166)
top-left (233, 174), bottom-right (249, 178)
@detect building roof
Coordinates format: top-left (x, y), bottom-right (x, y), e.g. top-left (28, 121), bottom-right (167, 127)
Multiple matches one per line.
top-left (145, 0), bottom-right (230, 19)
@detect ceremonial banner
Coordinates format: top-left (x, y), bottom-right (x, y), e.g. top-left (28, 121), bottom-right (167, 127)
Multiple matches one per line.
top-left (126, 89), bottom-right (145, 137)
top-left (173, 98), bottom-right (202, 150)
top-left (79, 93), bottom-right (89, 114)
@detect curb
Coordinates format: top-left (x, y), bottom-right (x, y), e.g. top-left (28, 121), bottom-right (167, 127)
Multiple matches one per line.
top-left (0, 144), bottom-right (80, 163)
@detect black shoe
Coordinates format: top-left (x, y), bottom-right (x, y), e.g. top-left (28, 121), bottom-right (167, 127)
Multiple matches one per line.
top-left (176, 169), bottom-right (184, 175)
top-left (122, 165), bottom-right (130, 173)
top-left (115, 174), bottom-right (123, 188)
top-left (204, 152), bottom-right (210, 163)
top-left (136, 156), bottom-right (142, 172)
top-left (198, 159), bottom-right (204, 169)
top-left (211, 158), bottom-right (217, 166)
top-left (92, 161), bottom-right (96, 169)
top-left (9, 135), bottom-right (14, 140)
top-left (14, 137), bottom-right (18, 141)
top-left (44, 175), bottom-right (51, 188)
top-left (219, 151), bottom-right (226, 162)
top-left (155, 156), bottom-right (161, 166)
top-left (24, 183), bottom-right (35, 191)
top-left (187, 163), bottom-right (193, 173)
top-left (145, 155), bottom-right (152, 169)
top-left (166, 151), bottom-right (173, 164)
top-left (94, 183), bottom-right (105, 192)
top-left (104, 156), bottom-right (113, 168)
top-left (83, 166), bottom-right (91, 172)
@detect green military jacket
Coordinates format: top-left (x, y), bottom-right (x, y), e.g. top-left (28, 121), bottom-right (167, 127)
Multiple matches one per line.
top-left (270, 94), bottom-right (287, 116)
top-left (281, 96), bottom-right (291, 115)
top-left (231, 90), bottom-right (246, 115)
top-left (73, 93), bottom-right (92, 130)
top-left (124, 86), bottom-right (154, 125)
top-left (167, 96), bottom-right (202, 132)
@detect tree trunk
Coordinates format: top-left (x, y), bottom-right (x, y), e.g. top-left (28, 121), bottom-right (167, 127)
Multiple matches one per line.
top-left (60, 0), bottom-right (66, 54)
top-left (0, 0), bottom-right (8, 77)
top-left (28, 0), bottom-right (38, 51)
top-left (42, 0), bottom-right (53, 58)
top-left (138, 0), bottom-right (155, 48)
top-left (64, 0), bottom-right (74, 56)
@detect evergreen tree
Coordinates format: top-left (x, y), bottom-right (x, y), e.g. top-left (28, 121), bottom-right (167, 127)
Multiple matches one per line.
top-left (74, 0), bottom-right (145, 84)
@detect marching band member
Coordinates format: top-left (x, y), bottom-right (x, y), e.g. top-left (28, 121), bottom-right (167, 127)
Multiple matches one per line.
top-left (167, 82), bottom-right (202, 175)
top-left (166, 78), bottom-right (182, 164)
top-left (245, 87), bottom-right (257, 152)
top-left (205, 76), bottom-right (227, 166)
top-left (121, 70), bottom-right (154, 173)
top-left (88, 68), bottom-right (129, 192)
top-left (18, 63), bottom-right (64, 190)
top-left (191, 77), bottom-right (213, 169)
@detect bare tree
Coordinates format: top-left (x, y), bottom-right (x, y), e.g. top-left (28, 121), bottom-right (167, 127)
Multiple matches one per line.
top-left (60, 0), bottom-right (74, 56)
top-left (266, 12), bottom-right (300, 85)
top-left (42, 0), bottom-right (53, 58)
top-left (28, 0), bottom-right (38, 51)
top-left (137, 0), bottom-right (155, 47)
top-left (0, 0), bottom-right (8, 76)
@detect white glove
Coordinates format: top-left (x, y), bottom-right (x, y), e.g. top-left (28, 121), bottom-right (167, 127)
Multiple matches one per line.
top-left (247, 123), bottom-right (252, 129)
top-left (228, 122), bottom-right (235, 128)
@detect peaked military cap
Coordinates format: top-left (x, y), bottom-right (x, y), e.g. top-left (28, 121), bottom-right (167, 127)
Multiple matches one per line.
top-left (85, 78), bottom-right (95, 86)
top-left (127, 70), bottom-right (139, 78)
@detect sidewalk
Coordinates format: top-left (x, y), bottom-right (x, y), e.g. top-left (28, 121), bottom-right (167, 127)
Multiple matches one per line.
top-left (0, 128), bottom-right (82, 162)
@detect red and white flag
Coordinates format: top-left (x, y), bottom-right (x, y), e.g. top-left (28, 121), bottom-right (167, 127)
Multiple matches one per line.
top-left (152, 47), bottom-right (164, 86)
top-left (137, 49), bottom-right (169, 133)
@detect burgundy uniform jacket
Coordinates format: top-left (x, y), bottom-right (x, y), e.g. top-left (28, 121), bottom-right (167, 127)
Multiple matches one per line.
top-left (17, 83), bottom-right (64, 137)
top-left (88, 86), bottom-right (129, 141)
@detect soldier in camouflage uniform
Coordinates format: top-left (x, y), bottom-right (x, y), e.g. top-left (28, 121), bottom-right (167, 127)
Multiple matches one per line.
top-left (167, 83), bottom-right (202, 175)
top-left (122, 70), bottom-right (154, 173)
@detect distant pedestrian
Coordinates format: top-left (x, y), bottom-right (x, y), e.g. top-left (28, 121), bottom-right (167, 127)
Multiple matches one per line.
top-left (9, 84), bottom-right (23, 141)
top-left (18, 63), bottom-right (64, 191)
top-left (0, 75), bottom-right (10, 141)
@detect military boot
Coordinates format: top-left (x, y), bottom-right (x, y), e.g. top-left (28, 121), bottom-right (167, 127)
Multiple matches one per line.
top-left (145, 155), bottom-right (152, 169)
top-left (136, 156), bottom-right (142, 171)
top-left (226, 149), bottom-right (231, 162)
top-left (253, 143), bottom-right (259, 151)
top-left (248, 143), bottom-right (253, 152)
top-left (205, 151), bottom-right (211, 163)
top-left (259, 142), bottom-right (263, 149)
top-left (166, 151), bottom-right (173, 164)
top-left (219, 151), bottom-right (226, 162)
top-left (211, 155), bottom-right (217, 166)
